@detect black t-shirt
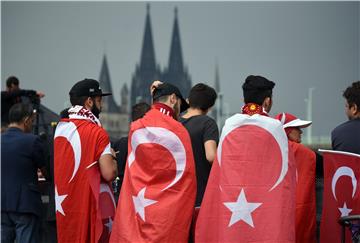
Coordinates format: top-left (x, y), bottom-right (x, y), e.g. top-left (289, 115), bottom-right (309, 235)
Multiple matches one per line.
top-left (180, 115), bottom-right (219, 206)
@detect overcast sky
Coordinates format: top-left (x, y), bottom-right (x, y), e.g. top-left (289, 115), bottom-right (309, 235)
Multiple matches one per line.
top-left (2, 1), bottom-right (359, 138)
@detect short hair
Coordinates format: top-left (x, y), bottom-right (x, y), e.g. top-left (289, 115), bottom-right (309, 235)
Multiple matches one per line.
top-left (242, 75), bottom-right (275, 105)
top-left (343, 81), bottom-right (360, 110)
top-left (152, 95), bottom-right (170, 104)
top-left (188, 83), bottom-right (217, 111)
top-left (6, 76), bottom-right (19, 88)
top-left (70, 96), bottom-right (89, 106)
top-left (8, 103), bottom-right (34, 124)
top-left (131, 102), bottom-right (151, 121)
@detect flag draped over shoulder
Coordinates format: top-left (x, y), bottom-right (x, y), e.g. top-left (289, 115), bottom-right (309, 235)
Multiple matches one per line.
top-left (290, 142), bottom-right (316, 243)
top-left (110, 108), bottom-right (196, 243)
top-left (195, 114), bottom-right (296, 243)
top-left (320, 150), bottom-right (360, 243)
top-left (54, 116), bottom-right (116, 243)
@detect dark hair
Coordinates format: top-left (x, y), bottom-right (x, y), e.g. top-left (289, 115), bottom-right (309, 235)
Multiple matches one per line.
top-left (153, 95), bottom-right (170, 104)
top-left (8, 103), bottom-right (34, 124)
top-left (242, 75), bottom-right (275, 105)
top-left (6, 76), bottom-right (19, 88)
top-left (131, 102), bottom-right (151, 121)
top-left (343, 81), bottom-right (360, 111)
top-left (188, 83), bottom-right (217, 111)
top-left (70, 96), bottom-right (89, 106)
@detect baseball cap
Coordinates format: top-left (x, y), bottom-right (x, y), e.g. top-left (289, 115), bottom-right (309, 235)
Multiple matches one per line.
top-left (275, 112), bottom-right (312, 129)
top-left (152, 82), bottom-right (189, 113)
top-left (69, 78), bottom-right (111, 97)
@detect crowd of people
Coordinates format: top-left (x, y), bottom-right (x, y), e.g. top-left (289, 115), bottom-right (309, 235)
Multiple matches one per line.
top-left (1, 75), bottom-right (359, 243)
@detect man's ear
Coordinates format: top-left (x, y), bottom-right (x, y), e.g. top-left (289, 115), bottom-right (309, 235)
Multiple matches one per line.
top-left (351, 103), bottom-right (359, 115)
top-left (169, 93), bottom-right (177, 105)
top-left (84, 97), bottom-right (93, 109)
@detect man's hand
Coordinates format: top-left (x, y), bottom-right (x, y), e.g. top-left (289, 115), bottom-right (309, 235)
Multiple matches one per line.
top-left (150, 80), bottom-right (163, 96)
top-left (36, 91), bottom-right (45, 98)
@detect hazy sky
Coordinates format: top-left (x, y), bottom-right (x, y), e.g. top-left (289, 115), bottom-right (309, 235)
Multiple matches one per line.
top-left (2, 1), bottom-right (359, 138)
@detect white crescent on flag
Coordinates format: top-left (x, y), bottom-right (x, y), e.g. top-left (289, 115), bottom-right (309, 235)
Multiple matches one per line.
top-left (128, 127), bottom-right (186, 191)
top-left (217, 114), bottom-right (289, 191)
top-left (54, 121), bottom-right (81, 183)
top-left (331, 166), bottom-right (357, 201)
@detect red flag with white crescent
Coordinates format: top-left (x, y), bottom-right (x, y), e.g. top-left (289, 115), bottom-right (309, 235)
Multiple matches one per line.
top-left (195, 113), bottom-right (296, 243)
top-left (320, 150), bottom-right (360, 243)
top-left (110, 108), bottom-right (196, 243)
top-left (54, 118), bottom-right (116, 243)
top-left (290, 141), bottom-right (317, 243)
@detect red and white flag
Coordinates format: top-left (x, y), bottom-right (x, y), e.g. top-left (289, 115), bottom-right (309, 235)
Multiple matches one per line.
top-left (319, 149), bottom-right (360, 243)
top-left (290, 142), bottom-right (317, 243)
top-left (195, 114), bottom-right (296, 243)
top-left (110, 108), bottom-right (196, 243)
top-left (54, 114), bottom-right (116, 243)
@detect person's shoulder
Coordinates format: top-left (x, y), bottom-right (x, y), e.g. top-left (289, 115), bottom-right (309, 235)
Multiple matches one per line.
top-left (332, 120), bottom-right (355, 134)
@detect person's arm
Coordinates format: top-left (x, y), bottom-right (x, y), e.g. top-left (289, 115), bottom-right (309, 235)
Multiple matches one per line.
top-left (1, 89), bottom-right (40, 101)
top-left (203, 118), bottom-right (220, 164)
top-left (204, 140), bottom-right (217, 163)
top-left (33, 136), bottom-right (49, 180)
top-left (99, 146), bottom-right (118, 182)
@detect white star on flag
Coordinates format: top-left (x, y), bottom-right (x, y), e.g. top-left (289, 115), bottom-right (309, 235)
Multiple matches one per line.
top-left (55, 186), bottom-right (67, 216)
top-left (132, 187), bottom-right (157, 222)
top-left (105, 217), bottom-right (113, 233)
top-left (223, 189), bottom-right (262, 227)
top-left (338, 202), bottom-right (352, 217)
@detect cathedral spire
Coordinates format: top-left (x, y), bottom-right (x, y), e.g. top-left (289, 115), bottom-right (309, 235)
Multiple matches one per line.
top-left (167, 6), bottom-right (184, 73)
top-left (99, 54), bottom-right (119, 113)
top-left (215, 59), bottom-right (220, 92)
top-left (139, 3), bottom-right (156, 71)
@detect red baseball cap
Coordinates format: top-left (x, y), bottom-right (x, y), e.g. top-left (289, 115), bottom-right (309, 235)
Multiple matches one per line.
top-left (275, 112), bottom-right (312, 129)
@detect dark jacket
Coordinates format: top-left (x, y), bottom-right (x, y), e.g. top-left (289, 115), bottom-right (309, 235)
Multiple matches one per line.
top-left (1, 127), bottom-right (46, 216)
top-left (331, 118), bottom-right (360, 154)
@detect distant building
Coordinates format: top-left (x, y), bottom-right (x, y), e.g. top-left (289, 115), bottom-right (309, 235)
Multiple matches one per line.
top-left (211, 61), bottom-right (224, 130)
top-left (100, 4), bottom-right (194, 140)
top-left (98, 54), bottom-right (129, 140)
top-left (131, 4), bottom-right (192, 107)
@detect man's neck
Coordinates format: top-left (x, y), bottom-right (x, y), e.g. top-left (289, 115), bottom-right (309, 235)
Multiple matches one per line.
top-left (8, 123), bottom-right (25, 132)
top-left (182, 107), bottom-right (205, 118)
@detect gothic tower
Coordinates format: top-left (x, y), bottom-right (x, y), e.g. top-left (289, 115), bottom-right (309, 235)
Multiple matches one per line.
top-left (99, 54), bottom-right (120, 113)
top-left (99, 54), bottom-right (129, 140)
top-left (211, 60), bottom-right (224, 129)
top-left (120, 83), bottom-right (129, 113)
top-left (131, 4), bottom-right (161, 107)
top-left (162, 7), bottom-right (192, 98)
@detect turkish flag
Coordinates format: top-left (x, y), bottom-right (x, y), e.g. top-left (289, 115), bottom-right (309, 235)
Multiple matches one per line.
top-left (54, 119), bottom-right (116, 243)
top-left (195, 114), bottom-right (296, 243)
top-left (110, 108), bottom-right (196, 243)
top-left (290, 141), bottom-right (316, 243)
top-left (320, 150), bottom-right (360, 243)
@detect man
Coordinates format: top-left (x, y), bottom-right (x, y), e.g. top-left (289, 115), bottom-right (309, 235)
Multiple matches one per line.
top-left (331, 81), bottom-right (360, 154)
top-left (275, 112), bottom-right (317, 243)
top-left (1, 76), bottom-right (45, 130)
top-left (195, 75), bottom-right (296, 242)
top-left (179, 83), bottom-right (219, 207)
top-left (112, 102), bottom-right (151, 199)
top-left (54, 78), bottom-right (118, 243)
top-left (1, 103), bottom-right (47, 243)
top-left (110, 82), bottom-right (196, 243)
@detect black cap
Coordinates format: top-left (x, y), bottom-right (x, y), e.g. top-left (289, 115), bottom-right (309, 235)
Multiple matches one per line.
top-left (69, 78), bottom-right (111, 97)
top-left (152, 82), bottom-right (189, 113)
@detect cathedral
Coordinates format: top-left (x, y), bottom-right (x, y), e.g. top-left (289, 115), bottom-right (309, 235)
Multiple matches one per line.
top-left (99, 4), bottom-right (193, 140)
top-left (131, 4), bottom-right (192, 107)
